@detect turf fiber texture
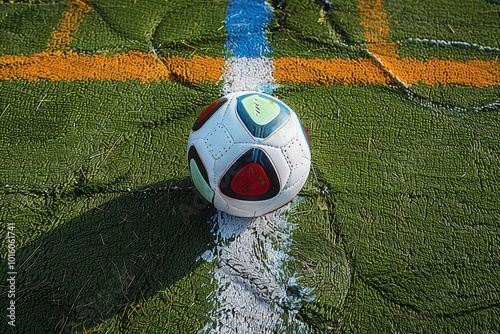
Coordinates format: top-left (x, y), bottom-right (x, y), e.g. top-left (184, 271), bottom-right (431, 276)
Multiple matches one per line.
top-left (1, 0), bottom-right (499, 333)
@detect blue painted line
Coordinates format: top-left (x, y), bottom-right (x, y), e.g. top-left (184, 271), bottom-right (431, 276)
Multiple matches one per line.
top-left (224, 0), bottom-right (274, 58)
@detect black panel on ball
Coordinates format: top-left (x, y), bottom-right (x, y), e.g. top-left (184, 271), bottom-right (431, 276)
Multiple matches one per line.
top-left (188, 146), bottom-right (210, 185)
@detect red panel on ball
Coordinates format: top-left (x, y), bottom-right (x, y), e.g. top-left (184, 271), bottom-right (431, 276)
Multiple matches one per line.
top-left (197, 99), bottom-right (219, 122)
top-left (192, 97), bottom-right (227, 131)
top-left (230, 162), bottom-right (270, 196)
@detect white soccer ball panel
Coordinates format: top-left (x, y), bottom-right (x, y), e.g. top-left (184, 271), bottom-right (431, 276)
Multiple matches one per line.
top-left (204, 124), bottom-right (234, 160)
top-left (261, 112), bottom-right (299, 146)
top-left (284, 160), bottom-right (310, 191)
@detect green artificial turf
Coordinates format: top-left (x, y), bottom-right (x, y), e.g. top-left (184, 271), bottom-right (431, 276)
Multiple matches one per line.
top-left (75, 0), bottom-right (228, 57)
top-left (0, 79), bottom-right (221, 332)
top-left (395, 41), bottom-right (500, 62)
top-left (1, 0), bottom-right (499, 333)
top-left (151, 0), bottom-right (227, 58)
top-left (0, 2), bottom-right (66, 55)
top-left (410, 84), bottom-right (500, 110)
top-left (385, 0), bottom-right (500, 60)
top-left (0, 80), bottom-right (221, 246)
top-left (277, 83), bottom-right (500, 332)
top-left (1, 74), bottom-right (499, 333)
top-left (1, 188), bottom-right (216, 333)
top-left (385, 0), bottom-right (500, 46)
top-left (269, 0), bottom-right (368, 59)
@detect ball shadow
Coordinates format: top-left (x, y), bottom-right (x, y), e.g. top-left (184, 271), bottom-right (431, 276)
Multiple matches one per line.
top-left (1, 179), bottom-right (214, 333)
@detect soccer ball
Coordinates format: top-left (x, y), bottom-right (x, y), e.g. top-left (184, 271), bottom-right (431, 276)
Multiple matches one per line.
top-left (187, 91), bottom-right (311, 217)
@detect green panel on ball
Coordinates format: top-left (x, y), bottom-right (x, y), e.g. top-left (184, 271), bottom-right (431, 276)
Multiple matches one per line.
top-left (241, 94), bottom-right (281, 125)
top-left (190, 159), bottom-right (214, 203)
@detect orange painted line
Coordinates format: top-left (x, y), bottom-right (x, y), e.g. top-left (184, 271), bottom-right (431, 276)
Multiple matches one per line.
top-left (166, 55), bottom-right (225, 84)
top-left (0, 51), bottom-right (224, 84)
top-left (358, 0), bottom-right (398, 58)
top-left (0, 52), bottom-right (498, 87)
top-left (354, 1), bottom-right (500, 88)
top-left (378, 56), bottom-right (500, 88)
top-left (46, 0), bottom-right (92, 52)
top-left (273, 57), bottom-right (500, 87)
top-left (273, 57), bottom-right (391, 86)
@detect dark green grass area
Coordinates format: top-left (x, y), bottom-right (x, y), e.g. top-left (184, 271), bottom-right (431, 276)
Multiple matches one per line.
top-left (0, 187), bottom-right (216, 333)
top-left (1, 79), bottom-right (499, 332)
top-left (0, 80), bottom-right (220, 196)
top-left (1, 79), bottom-right (499, 333)
top-left (385, 0), bottom-right (500, 60)
top-left (0, 79), bottom-right (221, 247)
top-left (0, 79), bottom-right (222, 333)
top-left (0, 1), bottom-right (66, 54)
top-left (276, 84), bottom-right (500, 332)
top-left (151, 0), bottom-right (227, 58)
top-left (268, 0), bottom-right (368, 59)
top-left (74, 0), bottom-right (227, 57)
top-left (89, 260), bottom-right (217, 333)
top-left (285, 199), bottom-right (352, 331)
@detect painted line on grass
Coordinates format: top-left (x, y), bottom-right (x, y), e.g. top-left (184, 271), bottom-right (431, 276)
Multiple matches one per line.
top-left (200, 0), bottom-right (309, 333)
top-left (1, 52), bottom-right (499, 88)
top-left (1, 0), bottom-right (499, 88)
top-left (46, 0), bottom-right (92, 52)
top-left (358, 0), bottom-right (398, 58)
top-left (377, 57), bottom-right (500, 88)
top-left (220, 0), bottom-right (277, 94)
top-left (0, 52), bottom-right (223, 84)
top-left (273, 57), bottom-right (390, 86)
